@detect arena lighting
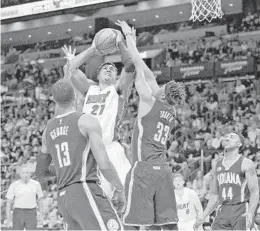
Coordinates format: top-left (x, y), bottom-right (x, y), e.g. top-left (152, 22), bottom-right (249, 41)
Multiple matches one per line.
top-left (68, 28), bottom-right (71, 32)
top-left (89, 25), bottom-right (93, 28)
top-left (132, 18), bottom-right (136, 22)
top-left (155, 15), bottom-right (159, 18)
top-left (229, 3), bottom-right (234, 6)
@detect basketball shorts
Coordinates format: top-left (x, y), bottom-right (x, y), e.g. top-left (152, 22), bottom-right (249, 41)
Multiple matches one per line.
top-left (100, 141), bottom-right (131, 199)
top-left (122, 161), bottom-right (178, 226)
top-left (57, 182), bottom-right (123, 230)
top-left (212, 203), bottom-right (249, 230)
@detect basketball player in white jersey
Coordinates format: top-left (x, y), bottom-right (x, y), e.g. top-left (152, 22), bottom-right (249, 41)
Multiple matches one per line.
top-left (61, 33), bottom-right (135, 198)
top-left (173, 173), bottom-right (204, 231)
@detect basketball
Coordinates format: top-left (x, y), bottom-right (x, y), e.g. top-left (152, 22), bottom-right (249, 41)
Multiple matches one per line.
top-left (94, 28), bottom-right (119, 55)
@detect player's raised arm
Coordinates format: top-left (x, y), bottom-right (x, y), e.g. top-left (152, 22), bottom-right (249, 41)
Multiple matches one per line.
top-left (242, 158), bottom-right (259, 229)
top-left (62, 44), bottom-right (99, 71)
top-left (117, 40), bottom-right (135, 100)
top-left (62, 45), bottom-right (96, 96)
top-left (35, 129), bottom-right (56, 179)
top-left (116, 20), bottom-right (155, 115)
top-left (115, 23), bottom-right (159, 95)
top-left (115, 21), bottom-right (143, 73)
top-left (130, 27), bottom-right (160, 95)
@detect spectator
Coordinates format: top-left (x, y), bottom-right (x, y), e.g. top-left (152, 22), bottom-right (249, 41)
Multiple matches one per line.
top-left (5, 165), bottom-right (44, 230)
top-left (235, 79), bottom-right (246, 94)
top-left (211, 131), bottom-right (224, 150)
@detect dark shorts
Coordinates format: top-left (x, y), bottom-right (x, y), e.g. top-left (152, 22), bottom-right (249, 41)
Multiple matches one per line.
top-left (212, 203), bottom-right (247, 230)
top-left (57, 182), bottom-right (123, 230)
top-left (13, 208), bottom-right (37, 230)
top-left (122, 161), bottom-right (178, 226)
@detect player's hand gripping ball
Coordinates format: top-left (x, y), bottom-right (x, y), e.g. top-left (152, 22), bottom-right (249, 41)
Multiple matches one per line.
top-left (93, 28), bottom-right (122, 55)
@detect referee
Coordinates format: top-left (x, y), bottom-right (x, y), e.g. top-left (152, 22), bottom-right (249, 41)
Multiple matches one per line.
top-left (5, 165), bottom-right (44, 230)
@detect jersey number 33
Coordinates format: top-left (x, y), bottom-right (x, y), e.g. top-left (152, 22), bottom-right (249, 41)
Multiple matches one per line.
top-left (154, 122), bottom-right (170, 145)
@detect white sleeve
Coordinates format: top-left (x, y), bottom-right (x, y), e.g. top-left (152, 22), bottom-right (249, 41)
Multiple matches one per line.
top-left (6, 183), bottom-right (15, 201)
top-left (36, 182), bottom-right (44, 199)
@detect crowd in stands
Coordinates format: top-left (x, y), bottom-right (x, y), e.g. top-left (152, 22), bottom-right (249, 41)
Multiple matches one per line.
top-left (165, 36), bottom-right (260, 67)
top-left (229, 12), bottom-right (260, 33)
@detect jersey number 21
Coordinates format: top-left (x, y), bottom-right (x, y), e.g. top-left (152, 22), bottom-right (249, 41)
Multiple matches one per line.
top-left (154, 122), bottom-right (170, 145)
top-left (55, 142), bottom-right (71, 168)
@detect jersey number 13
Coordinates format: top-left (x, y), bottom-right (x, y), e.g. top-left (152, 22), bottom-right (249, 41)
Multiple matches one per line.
top-left (154, 122), bottom-right (170, 145)
top-left (55, 142), bottom-right (71, 168)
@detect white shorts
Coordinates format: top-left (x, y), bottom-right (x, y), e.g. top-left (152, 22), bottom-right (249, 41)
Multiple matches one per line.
top-left (178, 220), bottom-right (203, 231)
top-left (99, 141), bottom-right (131, 199)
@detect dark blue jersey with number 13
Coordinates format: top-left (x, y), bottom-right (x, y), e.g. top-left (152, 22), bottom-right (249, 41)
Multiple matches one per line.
top-left (131, 100), bottom-right (176, 164)
top-left (45, 112), bottom-right (98, 190)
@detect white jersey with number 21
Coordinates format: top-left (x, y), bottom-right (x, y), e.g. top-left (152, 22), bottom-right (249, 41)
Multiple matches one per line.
top-left (83, 85), bottom-right (121, 146)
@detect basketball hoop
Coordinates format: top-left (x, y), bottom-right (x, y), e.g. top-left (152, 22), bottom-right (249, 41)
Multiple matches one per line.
top-left (190, 0), bottom-right (224, 22)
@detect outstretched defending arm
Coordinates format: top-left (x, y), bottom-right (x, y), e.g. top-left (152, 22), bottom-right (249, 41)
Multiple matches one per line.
top-left (141, 58), bottom-right (160, 95)
top-left (116, 25), bottom-right (159, 95)
top-left (35, 129), bottom-right (56, 179)
top-left (130, 27), bottom-right (160, 94)
top-left (116, 20), bottom-right (155, 116)
top-left (78, 114), bottom-right (124, 191)
top-left (117, 40), bottom-right (135, 100)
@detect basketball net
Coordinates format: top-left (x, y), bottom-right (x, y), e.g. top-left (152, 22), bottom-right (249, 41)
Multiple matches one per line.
top-left (190, 0), bottom-right (224, 22)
